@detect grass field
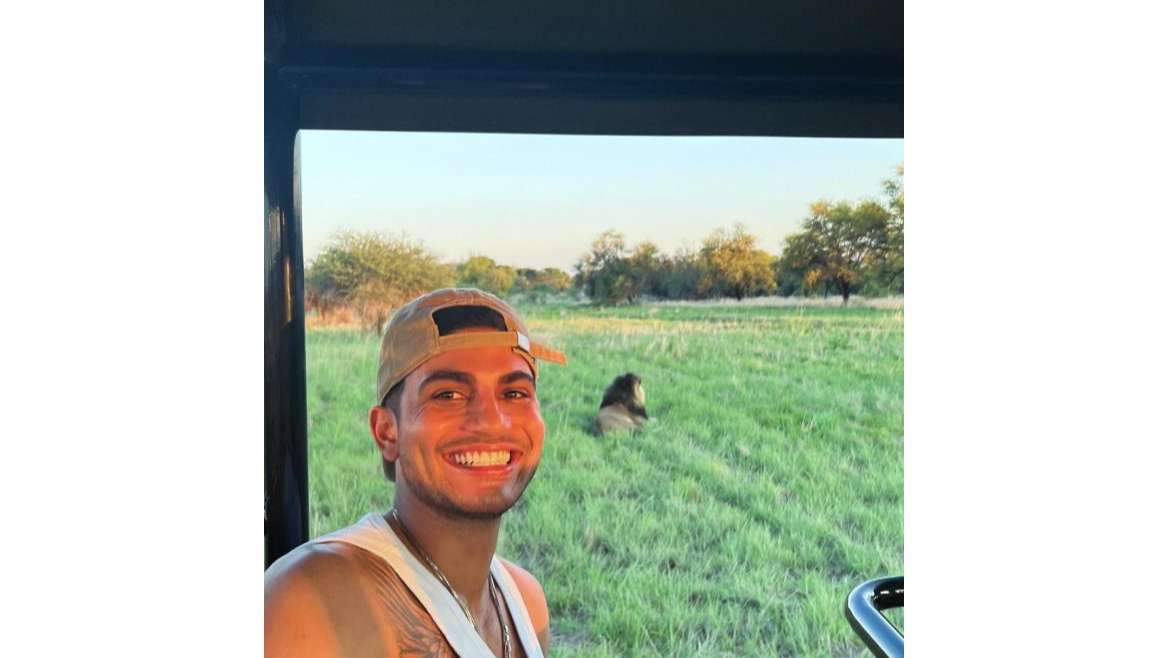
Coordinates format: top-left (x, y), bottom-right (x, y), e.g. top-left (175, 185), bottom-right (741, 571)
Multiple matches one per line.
top-left (306, 302), bottom-right (903, 658)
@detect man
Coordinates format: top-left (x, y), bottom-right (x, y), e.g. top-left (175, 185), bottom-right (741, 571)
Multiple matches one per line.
top-left (266, 288), bottom-right (566, 658)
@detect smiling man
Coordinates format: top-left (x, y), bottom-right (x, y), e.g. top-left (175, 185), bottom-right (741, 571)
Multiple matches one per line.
top-left (265, 289), bottom-right (566, 658)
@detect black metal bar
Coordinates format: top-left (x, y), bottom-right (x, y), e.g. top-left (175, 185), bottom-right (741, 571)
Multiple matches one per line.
top-left (264, 61), bottom-right (308, 568)
top-left (277, 54), bottom-right (902, 104)
top-left (278, 50), bottom-right (902, 139)
top-left (845, 576), bottom-right (904, 658)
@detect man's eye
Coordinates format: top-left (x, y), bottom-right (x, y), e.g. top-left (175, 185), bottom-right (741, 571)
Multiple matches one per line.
top-left (434, 391), bottom-right (465, 401)
top-left (504, 390), bottom-right (532, 400)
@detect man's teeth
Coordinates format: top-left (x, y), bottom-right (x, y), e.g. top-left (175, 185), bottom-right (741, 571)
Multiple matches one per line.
top-left (453, 451), bottom-right (509, 467)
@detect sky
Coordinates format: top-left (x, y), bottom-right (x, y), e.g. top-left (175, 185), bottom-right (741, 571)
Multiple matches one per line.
top-left (300, 131), bottom-right (904, 273)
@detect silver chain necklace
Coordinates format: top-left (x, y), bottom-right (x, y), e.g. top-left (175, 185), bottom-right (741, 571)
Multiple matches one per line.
top-left (392, 509), bottom-right (512, 658)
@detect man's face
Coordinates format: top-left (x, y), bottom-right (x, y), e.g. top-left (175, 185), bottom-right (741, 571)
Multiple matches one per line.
top-left (383, 339), bottom-right (546, 520)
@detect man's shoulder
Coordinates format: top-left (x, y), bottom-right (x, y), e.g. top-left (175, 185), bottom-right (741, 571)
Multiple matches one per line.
top-left (265, 541), bottom-right (379, 597)
top-left (265, 542), bottom-right (405, 658)
top-left (498, 558), bottom-right (549, 627)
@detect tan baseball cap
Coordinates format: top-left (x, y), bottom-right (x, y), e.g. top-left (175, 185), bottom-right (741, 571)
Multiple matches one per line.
top-left (376, 288), bottom-right (567, 403)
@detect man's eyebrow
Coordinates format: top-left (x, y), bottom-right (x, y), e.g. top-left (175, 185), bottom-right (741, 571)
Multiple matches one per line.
top-left (417, 370), bottom-right (534, 392)
top-left (417, 370), bottom-right (474, 392)
top-left (500, 371), bottom-right (535, 386)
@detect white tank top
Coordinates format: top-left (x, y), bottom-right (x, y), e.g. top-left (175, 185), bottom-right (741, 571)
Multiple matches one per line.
top-left (311, 513), bottom-right (545, 658)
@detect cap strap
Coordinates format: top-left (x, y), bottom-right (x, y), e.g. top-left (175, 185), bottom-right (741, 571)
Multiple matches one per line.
top-left (436, 331), bottom-right (567, 366)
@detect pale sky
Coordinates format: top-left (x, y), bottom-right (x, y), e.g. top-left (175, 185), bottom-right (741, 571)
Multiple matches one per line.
top-left (300, 131), bottom-right (904, 273)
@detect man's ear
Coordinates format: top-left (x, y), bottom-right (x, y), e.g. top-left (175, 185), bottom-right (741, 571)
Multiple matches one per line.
top-left (369, 405), bottom-right (399, 463)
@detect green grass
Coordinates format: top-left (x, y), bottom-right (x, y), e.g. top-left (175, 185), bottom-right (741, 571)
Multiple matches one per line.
top-left (306, 303), bottom-right (903, 657)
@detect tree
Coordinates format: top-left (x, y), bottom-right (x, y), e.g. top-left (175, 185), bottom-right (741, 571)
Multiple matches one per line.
top-left (662, 244), bottom-right (702, 300)
top-left (532, 268), bottom-right (573, 292)
top-left (455, 255), bottom-right (517, 297)
top-left (627, 241), bottom-right (667, 299)
top-left (305, 230), bottom-right (455, 331)
top-left (514, 267), bottom-right (573, 294)
top-left (777, 200), bottom-right (892, 304)
top-left (871, 164), bottom-right (904, 293)
top-left (575, 230), bottom-right (637, 304)
top-left (698, 223), bottom-right (778, 300)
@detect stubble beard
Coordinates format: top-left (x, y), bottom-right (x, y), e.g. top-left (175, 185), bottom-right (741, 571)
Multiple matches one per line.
top-left (399, 461), bottom-right (541, 522)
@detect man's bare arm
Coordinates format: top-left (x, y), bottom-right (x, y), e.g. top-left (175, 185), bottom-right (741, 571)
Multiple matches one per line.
top-left (501, 559), bottom-right (551, 656)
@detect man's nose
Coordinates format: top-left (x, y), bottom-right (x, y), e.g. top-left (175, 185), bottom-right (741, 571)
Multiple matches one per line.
top-left (464, 393), bottom-right (510, 433)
